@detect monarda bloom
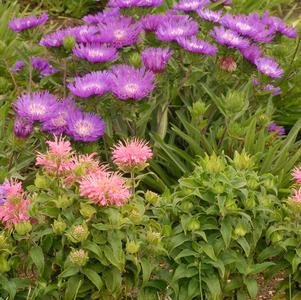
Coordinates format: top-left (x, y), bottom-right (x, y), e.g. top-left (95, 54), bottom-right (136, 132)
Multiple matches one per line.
top-left (41, 98), bottom-right (77, 135)
top-left (219, 56), bottom-right (237, 72)
top-left (177, 36), bottom-right (217, 55)
top-left (68, 71), bottom-right (111, 98)
top-left (239, 44), bottom-right (262, 64)
top-left (31, 57), bottom-right (57, 77)
top-left (98, 16), bottom-right (142, 48)
top-left (14, 91), bottom-right (58, 122)
top-left (156, 15), bottom-right (199, 41)
top-left (83, 8), bottom-right (120, 24)
top-left (109, 64), bottom-right (155, 100)
top-left (14, 118), bottom-right (33, 138)
top-left (292, 167), bottom-right (301, 184)
top-left (79, 172), bottom-right (131, 206)
top-left (210, 26), bottom-right (250, 49)
top-left (267, 123), bottom-right (285, 136)
top-left (36, 137), bottom-right (74, 175)
top-left (67, 110), bottom-right (105, 142)
top-left (254, 57), bottom-right (284, 79)
top-left (291, 188), bottom-right (301, 204)
top-left (197, 9), bottom-right (223, 23)
top-left (112, 138), bottom-right (153, 172)
top-left (73, 43), bottom-right (118, 63)
top-left (173, 0), bottom-right (210, 11)
top-left (141, 48), bottom-right (173, 73)
top-left (9, 13), bottom-right (48, 32)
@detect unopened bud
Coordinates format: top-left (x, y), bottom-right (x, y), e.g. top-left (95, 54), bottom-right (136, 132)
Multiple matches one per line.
top-left (15, 221), bottom-right (32, 235)
top-left (126, 240), bottom-right (140, 254)
top-left (69, 249), bottom-right (89, 267)
top-left (67, 224), bottom-right (89, 243)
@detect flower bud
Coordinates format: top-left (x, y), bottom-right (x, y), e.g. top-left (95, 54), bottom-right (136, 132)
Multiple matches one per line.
top-left (14, 118), bottom-right (33, 139)
top-left (34, 174), bottom-right (49, 189)
top-left (247, 178), bottom-right (259, 190)
top-left (232, 151), bottom-right (254, 170)
top-left (52, 219), bottom-right (67, 234)
top-left (271, 232), bottom-right (283, 244)
top-left (191, 102), bottom-right (206, 119)
top-left (67, 224), bottom-right (89, 243)
top-left (258, 114), bottom-right (270, 126)
top-left (127, 207), bottom-right (144, 225)
top-left (228, 122), bottom-right (244, 138)
top-left (216, 126), bottom-right (225, 140)
top-left (225, 91), bottom-right (245, 114)
top-left (220, 56), bottom-right (237, 72)
top-left (55, 195), bottom-right (74, 209)
top-left (263, 178), bottom-right (274, 191)
top-left (69, 249), bottom-right (89, 267)
top-left (245, 195), bottom-right (256, 209)
top-left (0, 255), bottom-right (10, 273)
top-left (14, 221), bottom-right (32, 235)
top-left (187, 218), bottom-right (201, 231)
top-left (202, 153), bottom-right (225, 174)
top-left (126, 240), bottom-right (140, 254)
top-left (145, 191), bottom-right (160, 206)
top-left (0, 234), bottom-right (6, 248)
top-left (261, 195), bottom-right (272, 208)
top-left (225, 197), bottom-right (238, 211)
top-left (212, 182), bottom-right (225, 194)
top-left (129, 52), bottom-right (141, 67)
top-left (234, 223), bottom-right (247, 237)
top-left (63, 35), bottom-right (76, 52)
top-left (181, 201), bottom-right (194, 211)
top-left (80, 203), bottom-right (96, 219)
top-left (146, 230), bottom-right (161, 245)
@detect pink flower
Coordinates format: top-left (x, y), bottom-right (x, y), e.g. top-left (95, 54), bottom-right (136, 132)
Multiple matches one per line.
top-left (36, 136), bottom-right (74, 175)
top-left (292, 167), bottom-right (301, 184)
top-left (0, 179), bottom-right (23, 202)
top-left (292, 188), bottom-right (301, 204)
top-left (112, 138), bottom-right (153, 172)
top-left (79, 172), bottom-right (131, 206)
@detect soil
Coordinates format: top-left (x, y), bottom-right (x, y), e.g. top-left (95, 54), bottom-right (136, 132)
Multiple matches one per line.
top-left (256, 273), bottom-right (286, 300)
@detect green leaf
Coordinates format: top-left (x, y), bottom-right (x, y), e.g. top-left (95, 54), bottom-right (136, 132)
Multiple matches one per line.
top-left (221, 218), bottom-right (232, 248)
top-left (174, 249), bottom-right (199, 262)
top-left (103, 267), bottom-right (122, 293)
top-left (59, 266), bottom-right (80, 278)
top-left (173, 264), bottom-right (198, 282)
top-left (237, 237), bottom-right (250, 257)
top-left (82, 268), bottom-right (103, 290)
top-left (244, 277), bottom-right (258, 299)
top-left (248, 262), bottom-right (275, 275)
top-left (65, 275), bottom-right (82, 300)
top-left (29, 246), bottom-right (44, 274)
top-left (203, 275), bottom-right (222, 300)
top-left (141, 258), bottom-right (154, 284)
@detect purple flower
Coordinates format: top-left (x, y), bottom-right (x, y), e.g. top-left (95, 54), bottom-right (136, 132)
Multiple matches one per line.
top-left (177, 36), bottom-right (217, 55)
top-left (268, 16), bottom-right (298, 38)
top-left (67, 110), bottom-right (105, 142)
top-left (31, 57), bottom-right (57, 77)
top-left (156, 15), bottom-right (199, 41)
top-left (255, 57), bottom-right (284, 78)
top-left (68, 71), bottom-right (111, 98)
top-left (11, 60), bottom-right (25, 73)
top-left (239, 44), bottom-right (262, 64)
top-left (141, 48), bottom-right (173, 73)
top-left (252, 79), bottom-right (261, 86)
top-left (210, 26), bottom-right (250, 49)
top-left (197, 9), bottom-right (223, 23)
top-left (268, 123), bottom-right (285, 136)
top-left (13, 118), bottom-right (33, 138)
top-left (14, 91), bottom-right (58, 122)
top-left (98, 16), bottom-right (142, 48)
top-left (83, 8), bottom-right (120, 24)
top-left (72, 43), bottom-right (118, 63)
top-left (262, 84), bottom-right (282, 96)
top-left (173, 0), bottom-right (211, 11)
top-left (40, 28), bottom-right (73, 48)
top-left (9, 13), bottom-right (48, 32)
top-left (109, 64), bottom-right (155, 100)
top-left (108, 0), bottom-right (162, 7)
top-left (70, 25), bottom-right (101, 43)
top-left (41, 98), bottom-right (77, 135)
top-left (141, 14), bottom-right (167, 32)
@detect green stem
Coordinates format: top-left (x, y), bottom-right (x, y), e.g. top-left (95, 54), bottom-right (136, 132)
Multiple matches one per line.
top-left (130, 172), bottom-right (135, 195)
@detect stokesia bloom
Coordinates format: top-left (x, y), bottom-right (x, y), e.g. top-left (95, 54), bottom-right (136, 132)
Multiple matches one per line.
top-left (141, 48), bottom-right (173, 73)
top-left (9, 13), bottom-right (48, 32)
top-left (83, 8), bottom-right (120, 24)
top-left (156, 15), bottom-right (199, 41)
top-left (177, 36), bottom-right (217, 55)
top-left (14, 91), bottom-right (58, 122)
top-left (210, 26), bottom-right (250, 49)
top-left (41, 98), bottom-right (77, 135)
top-left (36, 136), bottom-right (74, 175)
top-left (267, 123), bottom-right (285, 136)
top-left (67, 110), bottom-right (105, 142)
top-left (11, 60), bottom-right (25, 73)
top-left (112, 138), bottom-right (153, 172)
top-left (292, 167), bottom-right (301, 184)
top-left (70, 25), bottom-right (101, 43)
top-left (68, 71), bottom-right (111, 98)
top-left (98, 16), bottom-right (142, 48)
top-left (268, 16), bottom-right (298, 39)
top-left (31, 57), bottom-right (57, 76)
top-left (108, 0), bottom-right (162, 7)
top-left (141, 14), bottom-right (169, 32)
top-left (261, 84), bottom-right (282, 96)
top-left (173, 0), bottom-right (211, 11)
top-left (14, 118), bottom-right (33, 138)
top-left (79, 172), bottom-right (131, 206)
top-left (40, 28), bottom-right (73, 48)
top-left (255, 57), bottom-right (284, 78)
top-left (239, 44), bottom-right (262, 64)
top-left (109, 64), bottom-right (155, 100)
top-left (73, 43), bottom-right (118, 63)
top-left (197, 9), bottom-right (223, 23)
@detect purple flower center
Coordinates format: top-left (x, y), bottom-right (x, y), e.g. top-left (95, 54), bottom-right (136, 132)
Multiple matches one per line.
top-left (124, 83), bottom-right (140, 94)
top-left (114, 29), bottom-right (126, 39)
top-left (29, 103), bottom-right (47, 116)
top-left (75, 120), bottom-right (93, 136)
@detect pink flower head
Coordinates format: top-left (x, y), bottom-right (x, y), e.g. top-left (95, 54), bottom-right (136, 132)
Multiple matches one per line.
top-left (79, 172), bottom-right (131, 206)
top-left (0, 179), bottom-right (23, 203)
top-left (36, 136), bottom-right (74, 175)
top-left (112, 138), bottom-right (153, 172)
top-left (292, 167), bottom-right (301, 184)
top-left (292, 188), bottom-right (301, 204)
